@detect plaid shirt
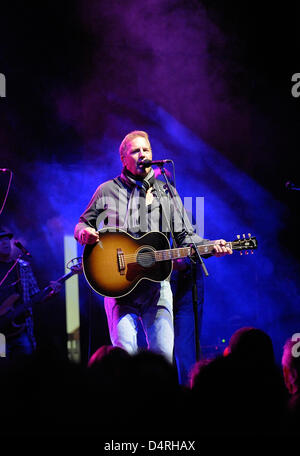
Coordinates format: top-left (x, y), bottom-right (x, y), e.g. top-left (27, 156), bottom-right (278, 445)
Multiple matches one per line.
top-left (18, 259), bottom-right (40, 349)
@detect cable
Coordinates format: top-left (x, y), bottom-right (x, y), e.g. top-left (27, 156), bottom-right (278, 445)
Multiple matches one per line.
top-left (170, 160), bottom-right (176, 190)
top-left (0, 169), bottom-right (13, 215)
top-left (0, 256), bottom-right (20, 288)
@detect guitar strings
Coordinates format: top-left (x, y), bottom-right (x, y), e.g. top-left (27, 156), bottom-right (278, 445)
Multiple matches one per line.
top-left (122, 242), bottom-right (225, 263)
top-left (122, 242), bottom-right (225, 259)
top-left (121, 241), bottom-right (237, 264)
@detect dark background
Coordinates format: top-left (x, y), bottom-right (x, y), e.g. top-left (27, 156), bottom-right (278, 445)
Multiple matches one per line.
top-left (0, 0), bottom-right (299, 364)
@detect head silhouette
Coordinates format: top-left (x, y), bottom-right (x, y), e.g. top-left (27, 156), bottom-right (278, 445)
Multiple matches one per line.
top-left (225, 326), bottom-right (275, 367)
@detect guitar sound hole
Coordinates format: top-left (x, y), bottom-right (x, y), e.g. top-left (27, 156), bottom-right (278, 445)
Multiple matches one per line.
top-left (136, 248), bottom-right (156, 268)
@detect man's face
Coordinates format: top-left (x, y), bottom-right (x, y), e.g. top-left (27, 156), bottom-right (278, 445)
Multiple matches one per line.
top-left (122, 136), bottom-right (152, 177)
top-left (0, 236), bottom-right (11, 258)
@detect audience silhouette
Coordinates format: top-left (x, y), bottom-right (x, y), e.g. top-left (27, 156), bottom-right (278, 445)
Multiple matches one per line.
top-left (189, 327), bottom-right (287, 434)
top-left (0, 327), bottom-right (297, 437)
top-left (281, 336), bottom-right (300, 433)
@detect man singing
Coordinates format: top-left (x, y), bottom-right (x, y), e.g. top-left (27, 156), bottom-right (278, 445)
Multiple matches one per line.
top-left (74, 130), bottom-right (232, 363)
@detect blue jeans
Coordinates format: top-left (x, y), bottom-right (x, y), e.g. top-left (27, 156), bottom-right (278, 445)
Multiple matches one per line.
top-left (104, 280), bottom-right (174, 363)
top-left (6, 330), bottom-right (35, 361)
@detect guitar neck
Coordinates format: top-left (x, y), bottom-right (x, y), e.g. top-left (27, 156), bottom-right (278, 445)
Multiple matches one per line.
top-left (56, 270), bottom-right (76, 284)
top-left (154, 241), bottom-right (233, 262)
top-left (33, 270), bottom-right (77, 303)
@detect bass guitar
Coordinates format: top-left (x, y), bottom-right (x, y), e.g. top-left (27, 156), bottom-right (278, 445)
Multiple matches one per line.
top-left (83, 228), bottom-right (257, 298)
top-left (0, 257), bottom-right (82, 337)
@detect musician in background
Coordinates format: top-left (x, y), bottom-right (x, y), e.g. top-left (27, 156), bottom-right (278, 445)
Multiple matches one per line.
top-left (74, 131), bottom-right (232, 363)
top-left (0, 227), bottom-right (61, 361)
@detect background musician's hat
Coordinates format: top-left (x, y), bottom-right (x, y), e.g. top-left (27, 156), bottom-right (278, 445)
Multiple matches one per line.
top-left (0, 227), bottom-right (13, 239)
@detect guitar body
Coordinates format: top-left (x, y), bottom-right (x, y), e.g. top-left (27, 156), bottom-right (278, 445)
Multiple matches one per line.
top-left (83, 228), bottom-right (172, 298)
top-left (0, 257), bottom-right (82, 338)
top-left (82, 229), bottom-right (258, 299)
top-left (0, 293), bottom-right (26, 337)
top-left (0, 293), bottom-right (20, 316)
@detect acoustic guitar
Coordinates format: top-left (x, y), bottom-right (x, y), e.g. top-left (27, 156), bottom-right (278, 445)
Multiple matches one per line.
top-left (83, 228), bottom-right (257, 298)
top-left (0, 257), bottom-right (82, 337)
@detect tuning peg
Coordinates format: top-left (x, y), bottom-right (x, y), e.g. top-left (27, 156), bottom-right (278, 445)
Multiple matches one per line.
top-left (251, 250), bottom-right (254, 254)
top-left (237, 235), bottom-right (240, 240)
top-left (242, 234), bottom-right (246, 238)
top-left (248, 233), bottom-right (251, 238)
top-left (245, 250), bottom-right (249, 255)
top-left (240, 251), bottom-right (243, 255)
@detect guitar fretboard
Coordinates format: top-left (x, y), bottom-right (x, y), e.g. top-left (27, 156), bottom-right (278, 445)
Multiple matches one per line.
top-left (154, 242), bottom-right (233, 262)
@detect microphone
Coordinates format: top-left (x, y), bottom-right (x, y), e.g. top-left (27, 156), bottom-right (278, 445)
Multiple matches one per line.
top-left (14, 240), bottom-right (32, 257)
top-left (285, 181), bottom-right (300, 191)
top-left (138, 159), bottom-right (172, 168)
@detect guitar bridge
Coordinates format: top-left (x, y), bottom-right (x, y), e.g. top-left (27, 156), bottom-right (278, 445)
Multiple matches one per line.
top-left (117, 248), bottom-right (125, 275)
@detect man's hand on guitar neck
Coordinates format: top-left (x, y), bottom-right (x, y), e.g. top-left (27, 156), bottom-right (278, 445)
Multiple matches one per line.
top-left (42, 281), bottom-right (63, 299)
top-left (79, 227), bottom-right (99, 245)
top-left (212, 239), bottom-right (233, 257)
top-left (48, 281), bottom-right (62, 295)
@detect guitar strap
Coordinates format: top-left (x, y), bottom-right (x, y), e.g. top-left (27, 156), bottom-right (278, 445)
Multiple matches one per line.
top-left (0, 256), bottom-right (20, 288)
top-left (153, 180), bottom-right (178, 248)
top-left (118, 168), bottom-right (156, 231)
top-left (116, 168), bottom-right (177, 246)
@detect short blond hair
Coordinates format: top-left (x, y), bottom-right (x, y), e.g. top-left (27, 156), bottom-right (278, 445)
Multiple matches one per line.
top-left (119, 130), bottom-right (150, 162)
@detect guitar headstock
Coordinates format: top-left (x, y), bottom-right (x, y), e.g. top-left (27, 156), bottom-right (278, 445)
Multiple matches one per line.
top-left (231, 233), bottom-right (257, 255)
top-left (66, 257), bottom-right (83, 274)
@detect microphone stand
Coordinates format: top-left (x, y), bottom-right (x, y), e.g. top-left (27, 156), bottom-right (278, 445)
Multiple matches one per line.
top-left (286, 181), bottom-right (300, 191)
top-left (158, 164), bottom-right (208, 362)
